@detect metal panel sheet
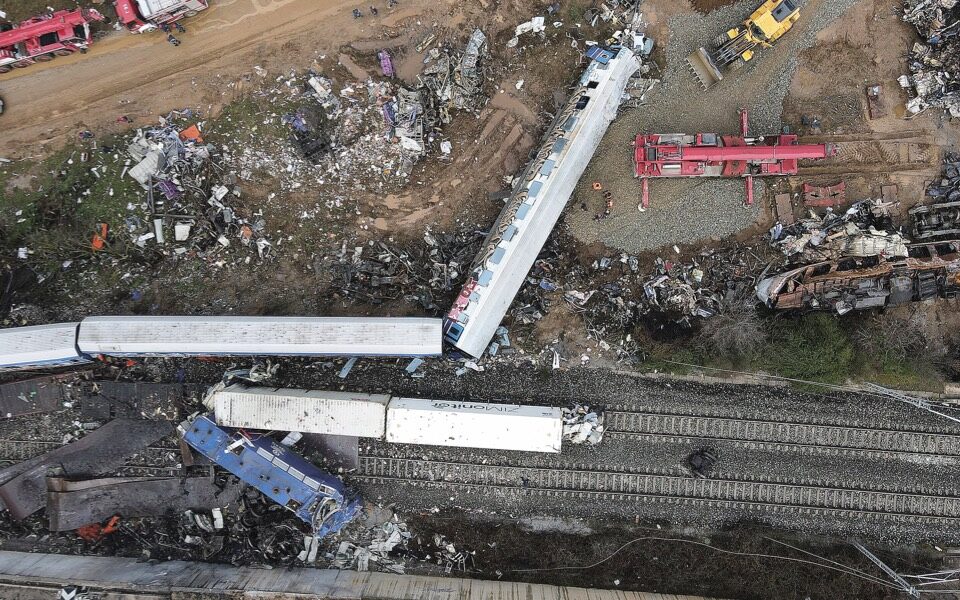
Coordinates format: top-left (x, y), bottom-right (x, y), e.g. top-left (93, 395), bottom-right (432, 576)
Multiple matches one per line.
top-left (0, 375), bottom-right (65, 418)
top-left (46, 475), bottom-right (241, 531)
top-left (213, 385), bottom-right (389, 438)
top-left (0, 418), bottom-right (173, 519)
top-left (77, 316), bottom-right (442, 357)
top-left (386, 398), bottom-right (562, 453)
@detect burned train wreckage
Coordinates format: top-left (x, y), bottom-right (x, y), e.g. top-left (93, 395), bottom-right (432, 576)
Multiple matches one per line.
top-left (760, 152), bottom-right (960, 313)
top-left (757, 240), bottom-right (960, 313)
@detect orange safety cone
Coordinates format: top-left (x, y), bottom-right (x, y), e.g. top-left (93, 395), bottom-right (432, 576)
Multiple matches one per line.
top-left (592, 182), bottom-right (603, 191)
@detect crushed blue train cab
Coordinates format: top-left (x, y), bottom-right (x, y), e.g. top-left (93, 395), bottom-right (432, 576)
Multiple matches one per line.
top-left (179, 414), bottom-right (361, 536)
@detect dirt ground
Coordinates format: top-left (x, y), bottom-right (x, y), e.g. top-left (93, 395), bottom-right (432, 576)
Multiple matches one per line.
top-left (780, 0), bottom-right (952, 220)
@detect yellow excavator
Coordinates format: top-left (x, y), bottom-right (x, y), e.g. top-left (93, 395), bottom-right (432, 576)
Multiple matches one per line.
top-left (687, 0), bottom-right (800, 90)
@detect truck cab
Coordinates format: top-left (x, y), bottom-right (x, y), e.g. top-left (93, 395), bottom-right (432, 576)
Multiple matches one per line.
top-left (114, 0), bottom-right (208, 33)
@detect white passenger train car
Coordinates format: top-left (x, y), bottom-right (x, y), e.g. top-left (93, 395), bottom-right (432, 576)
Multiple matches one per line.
top-left (444, 48), bottom-right (642, 357)
top-left (0, 323), bottom-right (90, 371)
top-left (77, 316), bottom-right (443, 357)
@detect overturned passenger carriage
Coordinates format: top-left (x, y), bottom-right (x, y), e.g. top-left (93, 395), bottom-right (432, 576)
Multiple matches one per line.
top-left (756, 240), bottom-right (960, 313)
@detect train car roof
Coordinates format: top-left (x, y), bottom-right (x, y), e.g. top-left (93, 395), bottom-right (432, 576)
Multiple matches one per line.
top-left (0, 323), bottom-right (82, 369)
top-left (77, 316), bottom-right (443, 357)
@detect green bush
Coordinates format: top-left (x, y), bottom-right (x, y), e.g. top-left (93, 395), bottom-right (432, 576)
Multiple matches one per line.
top-left (757, 313), bottom-right (854, 384)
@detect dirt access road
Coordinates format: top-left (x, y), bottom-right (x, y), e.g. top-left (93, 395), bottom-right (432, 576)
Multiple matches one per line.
top-left (0, 0), bottom-right (440, 157)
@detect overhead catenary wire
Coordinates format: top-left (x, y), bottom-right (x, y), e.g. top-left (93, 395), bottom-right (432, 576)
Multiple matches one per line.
top-left (651, 359), bottom-right (960, 424)
top-left (506, 535), bottom-right (901, 590)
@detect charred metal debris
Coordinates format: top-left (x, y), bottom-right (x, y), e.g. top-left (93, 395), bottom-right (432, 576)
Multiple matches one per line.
top-left (758, 154), bottom-right (960, 313)
top-left (506, 235), bottom-right (764, 350)
top-left (0, 373), bottom-right (471, 573)
top-left (321, 228), bottom-right (481, 310)
top-left (901, 0), bottom-right (960, 116)
top-left (769, 199), bottom-right (904, 264)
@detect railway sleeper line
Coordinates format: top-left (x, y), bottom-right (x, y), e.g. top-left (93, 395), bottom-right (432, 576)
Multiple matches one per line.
top-left (604, 410), bottom-right (960, 456)
top-left (605, 431), bottom-right (960, 462)
top-left (354, 475), bottom-right (960, 524)
top-left (604, 405), bottom-right (960, 433)
top-left (355, 456), bottom-right (960, 520)
top-left (0, 439), bottom-right (180, 465)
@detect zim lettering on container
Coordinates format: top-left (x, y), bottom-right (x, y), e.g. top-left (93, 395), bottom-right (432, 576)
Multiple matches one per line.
top-left (431, 401), bottom-right (521, 413)
top-left (178, 414), bottom-right (361, 536)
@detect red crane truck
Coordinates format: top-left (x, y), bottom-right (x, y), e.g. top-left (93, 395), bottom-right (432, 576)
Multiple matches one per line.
top-left (0, 9), bottom-right (105, 73)
top-left (633, 109), bottom-right (838, 209)
top-left (114, 0), bottom-right (209, 33)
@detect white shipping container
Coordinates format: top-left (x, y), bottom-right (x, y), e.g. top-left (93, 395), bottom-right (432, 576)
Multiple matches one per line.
top-left (213, 384), bottom-right (389, 437)
top-left (386, 398), bottom-right (562, 453)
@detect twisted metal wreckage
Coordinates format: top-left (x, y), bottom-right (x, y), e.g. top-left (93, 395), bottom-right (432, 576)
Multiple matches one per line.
top-left (289, 29), bottom-right (488, 176)
top-left (901, 0), bottom-right (960, 116)
top-left (759, 164), bottom-right (960, 313)
top-left (125, 115), bottom-right (273, 258)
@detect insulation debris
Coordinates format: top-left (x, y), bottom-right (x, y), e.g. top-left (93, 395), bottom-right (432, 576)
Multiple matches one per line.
top-left (562, 404), bottom-right (604, 445)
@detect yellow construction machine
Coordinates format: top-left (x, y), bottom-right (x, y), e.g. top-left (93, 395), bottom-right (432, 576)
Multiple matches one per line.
top-left (687, 0), bottom-right (800, 90)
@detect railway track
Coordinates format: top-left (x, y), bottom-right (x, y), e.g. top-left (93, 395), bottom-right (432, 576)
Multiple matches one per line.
top-left (355, 456), bottom-right (960, 523)
top-left (604, 410), bottom-right (960, 459)
top-left (0, 440), bottom-right (180, 467)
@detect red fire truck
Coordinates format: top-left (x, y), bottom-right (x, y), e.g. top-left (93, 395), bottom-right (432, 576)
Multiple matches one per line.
top-left (114, 0), bottom-right (209, 33)
top-left (0, 9), bottom-right (105, 73)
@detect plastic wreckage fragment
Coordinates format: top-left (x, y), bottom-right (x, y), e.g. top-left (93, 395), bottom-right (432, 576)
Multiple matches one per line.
top-left (179, 414), bottom-right (361, 536)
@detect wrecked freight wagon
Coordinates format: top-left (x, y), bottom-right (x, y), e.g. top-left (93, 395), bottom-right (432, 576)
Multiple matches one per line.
top-left (909, 156), bottom-right (960, 240)
top-left (756, 240), bottom-right (960, 313)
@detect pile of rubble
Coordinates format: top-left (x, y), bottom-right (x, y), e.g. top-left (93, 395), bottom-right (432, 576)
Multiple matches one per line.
top-left (123, 114), bottom-right (273, 260)
top-left (507, 235), bottom-right (766, 352)
top-left (900, 0), bottom-right (960, 116)
top-left (320, 227), bottom-right (480, 310)
top-left (562, 403), bottom-right (604, 445)
top-left (769, 199), bottom-right (906, 263)
top-left (230, 31), bottom-right (487, 194)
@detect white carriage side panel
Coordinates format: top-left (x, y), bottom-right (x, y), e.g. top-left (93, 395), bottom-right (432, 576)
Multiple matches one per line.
top-left (0, 323), bottom-right (85, 370)
top-left (77, 316), bottom-right (442, 357)
top-left (386, 398), bottom-right (562, 453)
top-left (214, 384), bottom-right (389, 437)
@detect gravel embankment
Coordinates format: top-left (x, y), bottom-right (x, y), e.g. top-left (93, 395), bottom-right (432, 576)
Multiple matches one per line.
top-left (566, 0), bottom-right (864, 252)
